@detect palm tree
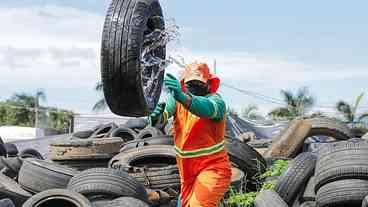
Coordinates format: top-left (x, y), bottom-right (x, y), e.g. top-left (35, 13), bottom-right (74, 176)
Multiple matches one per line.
top-left (336, 92), bottom-right (368, 123)
top-left (241, 104), bottom-right (260, 120)
top-left (93, 81), bottom-right (107, 112)
top-left (269, 87), bottom-right (315, 120)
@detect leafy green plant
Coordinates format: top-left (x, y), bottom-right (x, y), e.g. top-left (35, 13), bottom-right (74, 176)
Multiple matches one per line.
top-left (225, 159), bottom-right (289, 207)
top-left (258, 160), bottom-right (289, 179)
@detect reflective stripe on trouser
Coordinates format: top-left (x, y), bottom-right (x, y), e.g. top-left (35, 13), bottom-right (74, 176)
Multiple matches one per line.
top-left (175, 141), bottom-right (225, 158)
top-left (180, 169), bottom-right (231, 207)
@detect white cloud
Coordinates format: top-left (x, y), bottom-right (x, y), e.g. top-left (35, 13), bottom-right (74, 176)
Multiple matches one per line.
top-left (168, 49), bottom-right (368, 87)
top-left (0, 6), bottom-right (103, 48)
top-left (0, 5), bottom-right (103, 112)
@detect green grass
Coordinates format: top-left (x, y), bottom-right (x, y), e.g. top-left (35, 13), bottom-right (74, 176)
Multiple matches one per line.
top-left (224, 159), bottom-right (289, 207)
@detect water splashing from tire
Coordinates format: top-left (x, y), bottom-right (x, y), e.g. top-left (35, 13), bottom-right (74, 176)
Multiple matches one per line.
top-left (141, 18), bottom-right (186, 108)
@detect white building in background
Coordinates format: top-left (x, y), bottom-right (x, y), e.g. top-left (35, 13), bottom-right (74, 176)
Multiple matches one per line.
top-left (0, 126), bottom-right (61, 143)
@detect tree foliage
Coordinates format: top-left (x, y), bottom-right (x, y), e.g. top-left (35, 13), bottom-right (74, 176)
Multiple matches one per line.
top-left (93, 81), bottom-right (107, 112)
top-left (0, 92), bottom-right (73, 132)
top-left (336, 92), bottom-right (368, 123)
top-left (269, 87), bottom-right (315, 120)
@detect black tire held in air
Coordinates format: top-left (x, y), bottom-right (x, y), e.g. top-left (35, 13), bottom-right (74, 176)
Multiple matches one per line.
top-left (274, 152), bottom-right (317, 205)
top-left (101, 0), bottom-right (166, 116)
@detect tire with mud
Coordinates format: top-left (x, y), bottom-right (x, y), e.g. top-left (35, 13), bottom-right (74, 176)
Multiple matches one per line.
top-left (305, 117), bottom-right (352, 140)
top-left (101, 0), bottom-right (166, 116)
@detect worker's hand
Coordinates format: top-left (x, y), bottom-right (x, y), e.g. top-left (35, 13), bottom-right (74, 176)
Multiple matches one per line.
top-left (148, 103), bottom-right (166, 125)
top-left (164, 74), bottom-right (181, 94)
top-left (164, 74), bottom-right (187, 104)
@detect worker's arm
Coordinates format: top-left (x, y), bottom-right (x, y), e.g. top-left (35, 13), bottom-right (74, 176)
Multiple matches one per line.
top-left (189, 93), bottom-right (226, 121)
top-left (164, 73), bottom-right (226, 121)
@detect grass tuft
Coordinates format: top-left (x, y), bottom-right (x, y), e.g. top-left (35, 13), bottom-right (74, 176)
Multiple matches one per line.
top-left (224, 159), bottom-right (289, 207)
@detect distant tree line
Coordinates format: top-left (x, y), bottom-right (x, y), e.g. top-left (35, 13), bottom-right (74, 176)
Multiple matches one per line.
top-left (0, 91), bottom-right (74, 132)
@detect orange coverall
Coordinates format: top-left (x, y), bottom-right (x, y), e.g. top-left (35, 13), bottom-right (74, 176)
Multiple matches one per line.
top-left (163, 63), bottom-right (232, 207)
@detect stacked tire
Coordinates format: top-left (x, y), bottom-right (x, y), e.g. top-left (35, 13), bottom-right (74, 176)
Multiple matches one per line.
top-left (314, 141), bottom-right (368, 207)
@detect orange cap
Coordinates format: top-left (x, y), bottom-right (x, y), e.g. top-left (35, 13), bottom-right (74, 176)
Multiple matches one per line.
top-left (180, 62), bottom-right (221, 94)
top-left (182, 62), bottom-right (211, 83)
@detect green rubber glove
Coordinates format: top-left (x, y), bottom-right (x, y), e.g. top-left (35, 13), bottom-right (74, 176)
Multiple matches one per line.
top-left (164, 73), bottom-right (187, 104)
top-left (148, 103), bottom-right (166, 125)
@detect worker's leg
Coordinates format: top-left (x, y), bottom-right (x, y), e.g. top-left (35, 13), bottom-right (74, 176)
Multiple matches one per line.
top-left (188, 169), bottom-right (231, 207)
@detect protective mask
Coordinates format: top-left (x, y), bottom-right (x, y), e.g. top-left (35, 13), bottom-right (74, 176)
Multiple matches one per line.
top-left (185, 80), bottom-right (209, 96)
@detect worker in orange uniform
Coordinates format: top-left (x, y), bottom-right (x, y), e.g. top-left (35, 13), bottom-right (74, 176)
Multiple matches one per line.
top-left (149, 62), bottom-right (232, 207)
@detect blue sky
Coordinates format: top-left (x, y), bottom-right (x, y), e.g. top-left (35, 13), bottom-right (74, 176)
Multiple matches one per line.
top-left (0, 0), bottom-right (367, 116)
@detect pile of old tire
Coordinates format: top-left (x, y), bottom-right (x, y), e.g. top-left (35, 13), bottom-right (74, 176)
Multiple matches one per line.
top-left (110, 135), bottom-right (266, 200)
top-left (254, 152), bottom-right (317, 207)
top-left (1, 152), bottom-right (152, 207)
top-left (52, 124), bottom-right (165, 171)
top-left (0, 143), bottom-right (44, 179)
top-left (0, 149), bottom-right (46, 206)
top-left (314, 141), bottom-right (368, 207)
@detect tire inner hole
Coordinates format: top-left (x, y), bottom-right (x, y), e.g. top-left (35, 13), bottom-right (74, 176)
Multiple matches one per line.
top-left (131, 155), bottom-right (176, 168)
top-left (36, 198), bottom-right (80, 207)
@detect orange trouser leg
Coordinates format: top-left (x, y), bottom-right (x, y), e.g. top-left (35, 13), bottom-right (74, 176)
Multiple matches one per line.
top-left (181, 169), bottom-right (231, 207)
